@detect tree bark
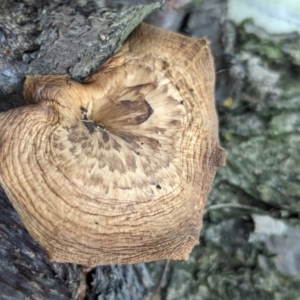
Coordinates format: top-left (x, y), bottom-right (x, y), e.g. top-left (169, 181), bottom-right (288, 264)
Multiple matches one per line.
top-left (0, 0), bottom-right (163, 94)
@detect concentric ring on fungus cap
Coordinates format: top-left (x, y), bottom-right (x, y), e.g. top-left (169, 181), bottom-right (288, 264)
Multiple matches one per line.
top-left (0, 23), bottom-right (226, 266)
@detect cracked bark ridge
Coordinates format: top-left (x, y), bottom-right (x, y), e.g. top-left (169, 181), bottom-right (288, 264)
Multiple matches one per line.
top-left (28, 0), bottom-right (164, 80)
top-left (85, 264), bottom-right (153, 299)
top-left (0, 0), bottom-right (163, 96)
top-left (0, 187), bottom-right (80, 299)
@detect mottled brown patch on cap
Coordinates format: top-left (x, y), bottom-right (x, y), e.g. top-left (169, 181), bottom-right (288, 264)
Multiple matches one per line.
top-left (102, 131), bottom-right (109, 143)
top-left (108, 156), bottom-right (126, 174)
top-left (162, 60), bottom-right (170, 70)
top-left (68, 128), bottom-right (89, 144)
top-left (83, 121), bottom-right (95, 134)
top-left (120, 99), bottom-right (154, 125)
top-left (112, 139), bottom-right (122, 152)
top-left (125, 153), bottom-right (137, 172)
top-left (53, 142), bottom-right (65, 151)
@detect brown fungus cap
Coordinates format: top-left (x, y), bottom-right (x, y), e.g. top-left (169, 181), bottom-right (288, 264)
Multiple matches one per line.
top-left (0, 23), bottom-right (226, 266)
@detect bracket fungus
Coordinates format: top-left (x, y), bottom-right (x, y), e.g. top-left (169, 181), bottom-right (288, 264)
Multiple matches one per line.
top-left (0, 23), bottom-right (226, 266)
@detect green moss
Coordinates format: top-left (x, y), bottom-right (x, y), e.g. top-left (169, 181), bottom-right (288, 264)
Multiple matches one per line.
top-left (150, 8), bottom-right (300, 300)
top-left (237, 20), bottom-right (300, 65)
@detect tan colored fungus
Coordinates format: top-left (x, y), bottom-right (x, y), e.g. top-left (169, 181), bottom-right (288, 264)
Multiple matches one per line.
top-left (0, 23), bottom-right (226, 266)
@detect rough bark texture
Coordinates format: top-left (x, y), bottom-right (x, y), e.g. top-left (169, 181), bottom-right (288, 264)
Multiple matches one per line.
top-left (0, 187), bottom-right (78, 300)
top-left (0, 0), bottom-right (163, 93)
